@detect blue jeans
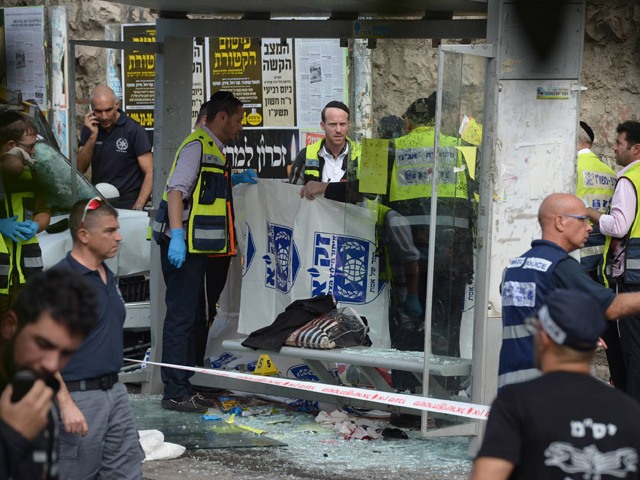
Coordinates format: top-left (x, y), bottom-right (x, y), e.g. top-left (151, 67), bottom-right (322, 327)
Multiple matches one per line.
top-left (160, 243), bottom-right (208, 400)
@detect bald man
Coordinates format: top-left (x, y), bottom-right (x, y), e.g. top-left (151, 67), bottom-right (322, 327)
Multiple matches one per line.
top-left (77, 85), bottom-right (153, 210)
top-left (499, 193), bottom-right (640, 390)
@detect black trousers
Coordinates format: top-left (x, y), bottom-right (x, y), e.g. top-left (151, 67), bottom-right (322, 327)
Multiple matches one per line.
top-left (195, 256), bottom-right (231, 366)
top-left (616, 280), bottom-right (640, 398)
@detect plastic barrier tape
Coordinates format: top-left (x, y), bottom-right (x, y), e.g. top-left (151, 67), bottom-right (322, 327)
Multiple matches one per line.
top-left (124, 358), bottom-right (490, 420)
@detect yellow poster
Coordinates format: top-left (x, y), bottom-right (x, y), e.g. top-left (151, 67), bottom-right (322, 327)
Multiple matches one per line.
top-left (456, 146), bottom-right (477, 180)
top-left (359, 138), bottom-right (389, 194)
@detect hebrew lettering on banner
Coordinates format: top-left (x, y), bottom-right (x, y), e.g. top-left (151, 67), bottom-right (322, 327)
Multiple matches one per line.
top-left (237, 180), bottom-right (390, 347)
top-left (225, 128), bottom-right (299, 179)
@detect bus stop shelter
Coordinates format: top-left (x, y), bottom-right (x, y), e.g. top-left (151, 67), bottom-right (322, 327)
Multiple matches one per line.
top-left (93, 0), bottom-right (586, 445)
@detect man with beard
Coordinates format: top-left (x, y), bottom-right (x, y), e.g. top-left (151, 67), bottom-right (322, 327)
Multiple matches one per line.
top-left (0, 269), bottom-right (96, 479)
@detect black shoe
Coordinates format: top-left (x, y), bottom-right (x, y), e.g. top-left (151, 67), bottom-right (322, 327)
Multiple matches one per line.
top-left (161, 395), bottom-right (208, 413)
top-left (379, 427), bottom-right (409, 440)
top-left (389, 413), bottom-right (435, 429)
top-left (191, 392), bottom-right (219, 408)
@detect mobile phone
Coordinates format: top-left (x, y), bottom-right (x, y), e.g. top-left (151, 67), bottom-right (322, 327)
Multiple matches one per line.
top-left (11, 370), bottom-right (36, 403)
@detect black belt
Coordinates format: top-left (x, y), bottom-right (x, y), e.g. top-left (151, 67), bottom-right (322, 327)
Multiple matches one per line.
top-left (66, 372), bottom-right (119, 392)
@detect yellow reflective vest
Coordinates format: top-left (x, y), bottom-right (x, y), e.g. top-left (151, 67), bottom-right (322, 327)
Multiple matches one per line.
top-left (603, 162), bottom-right (640, 285)
top-left (576, 150), bottom-right (616, 212)
top-left (152, 128), bottom-right (236, 256)
top-left (303, 138), bottom-right (361, 183)
top-left (576, 150), bottom-right (616, 273)
top-left (389, 126), bottom-right (468, 202)
top-left (0, 167), bottom-right (44, 294)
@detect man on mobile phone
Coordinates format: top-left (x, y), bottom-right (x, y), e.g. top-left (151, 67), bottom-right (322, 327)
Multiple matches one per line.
top-left (77, 86), bottom-right (153, 210)
top-left (0, 269), bottom-right (97, 479)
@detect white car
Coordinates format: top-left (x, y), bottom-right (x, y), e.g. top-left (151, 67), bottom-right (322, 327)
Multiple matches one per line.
top-left (3, 98), bottom-right (154, 362)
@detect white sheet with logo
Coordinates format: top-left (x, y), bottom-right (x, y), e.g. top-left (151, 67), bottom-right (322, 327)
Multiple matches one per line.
top-left (235, 179), bottom-right (390, 347)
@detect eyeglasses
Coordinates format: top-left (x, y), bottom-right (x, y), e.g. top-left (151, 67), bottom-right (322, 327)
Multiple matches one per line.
top-left (16, 141), bottom-right (37, 151)
top-left (560, 213), bottom-right (590, 224)
top-left (80, 196), bottom-right (103, 227)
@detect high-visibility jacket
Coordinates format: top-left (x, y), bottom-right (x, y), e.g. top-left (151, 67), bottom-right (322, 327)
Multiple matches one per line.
top-left (0, 167), bottom-right (44, 293)
top-left (303, 138), bottom-right (361, 183)
top-left (152, 128), bottom-right (236, 256)
top-left (374, 202), bottom-right (392, 282)
top-left (603, 162), bottom-right (640, 284)
top-left (576, 150), bottom-right (616, 273)
top-left (389, 126), bottom-right (468, 203)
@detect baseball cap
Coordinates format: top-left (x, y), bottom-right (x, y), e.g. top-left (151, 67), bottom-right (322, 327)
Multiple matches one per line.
top-left (404, 97), bottom-right (435, 125)
top-left (580, 121), bottom-right (595, 143)
top-left (377, 115), bottom-right (404, 139)
top-left (533, 289), bottom-right (606, 351)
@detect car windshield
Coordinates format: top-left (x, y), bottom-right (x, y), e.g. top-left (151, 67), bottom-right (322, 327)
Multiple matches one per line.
top-left (32, 142), bottom-right (100, 215)
top-left (1, 89), bottom-right (102, 215)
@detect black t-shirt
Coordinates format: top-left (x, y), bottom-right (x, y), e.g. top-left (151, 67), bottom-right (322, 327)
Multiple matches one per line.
top-left (79, 110), bottom-right (151, 199)
top-left (477, 371), bottom-right (640, 479)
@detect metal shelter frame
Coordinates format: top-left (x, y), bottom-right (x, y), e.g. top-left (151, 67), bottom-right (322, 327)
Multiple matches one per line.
top-left (81, 0), bottom-right (587, 444)
top-left (144, 10), bottom-right (492, 440)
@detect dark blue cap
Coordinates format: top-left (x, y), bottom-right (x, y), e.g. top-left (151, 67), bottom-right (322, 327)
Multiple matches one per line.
top-left (538, 289), bottom-right (606, 351)
top-left (377, 115), bottom-right (404, 139)
top-left (404, 96), bottom-right (435, 125)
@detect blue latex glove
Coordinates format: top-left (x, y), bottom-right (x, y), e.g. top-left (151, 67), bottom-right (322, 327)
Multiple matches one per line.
top-left (403, 294), bottom-right (424, 319)
top-left (0, 216), bottom-right (28, 242)
top-left (168, 228), bottom-right (186, 269)
top-left (231, 168), bottom-right (258, 185)
top-left (17, 220), bottom-right (39, 241)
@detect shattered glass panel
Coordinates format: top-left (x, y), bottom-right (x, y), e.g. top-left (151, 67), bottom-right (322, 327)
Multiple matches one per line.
top-left (31, 142), bottom-right (100, 215)
top-left (130, 395), bottom-right (286, 449)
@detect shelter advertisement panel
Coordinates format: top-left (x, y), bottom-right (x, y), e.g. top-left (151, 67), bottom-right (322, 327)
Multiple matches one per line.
top-left (225, 128), bottom-right (298, 179)
top-left (4, 6), bottom-right (47, 111)
top-left (192, 38), bottom-right (206, 126)
top-left (208, 37), bottom-right (263, 127)
top-left (261, 38), bottom-right (295, 127)
top-left (50, 6), bottom-right (68, 157)
top-left (121, 23), bottom-right (155, 130)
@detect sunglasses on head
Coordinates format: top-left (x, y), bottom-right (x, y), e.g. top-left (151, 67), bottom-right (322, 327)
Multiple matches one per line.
top-left (80, 197), bottom-right (103, 227)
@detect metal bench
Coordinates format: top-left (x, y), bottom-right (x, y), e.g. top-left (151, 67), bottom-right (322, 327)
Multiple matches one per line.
top-left (221, 339), bottom-right (472, 393)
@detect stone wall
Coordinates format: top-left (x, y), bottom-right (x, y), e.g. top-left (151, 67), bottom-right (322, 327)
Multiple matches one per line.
top-left (371, 1), bottom-right (640, 166)
top-left (580, 0), bottom-right (640, 163)
top-left (3, 0), bottom-right (639, 161)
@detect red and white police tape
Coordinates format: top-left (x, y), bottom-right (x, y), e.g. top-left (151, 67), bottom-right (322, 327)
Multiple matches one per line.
top-left (124, 358), bottom-right (490, 421)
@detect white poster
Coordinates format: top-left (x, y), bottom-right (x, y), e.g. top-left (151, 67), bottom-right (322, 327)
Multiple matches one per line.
top-left (261, 38), bottom-right (295, 126)
top-left (50, 6), bottom-right (68, 157)
top-left (294, 39), bottom-right (347, 129)
top-left (4, 6), bottom-right (47, 110)
top-left (236, 180), bottom-right (390, 347)
top-left (192, 40), bottom-right (206, 126)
